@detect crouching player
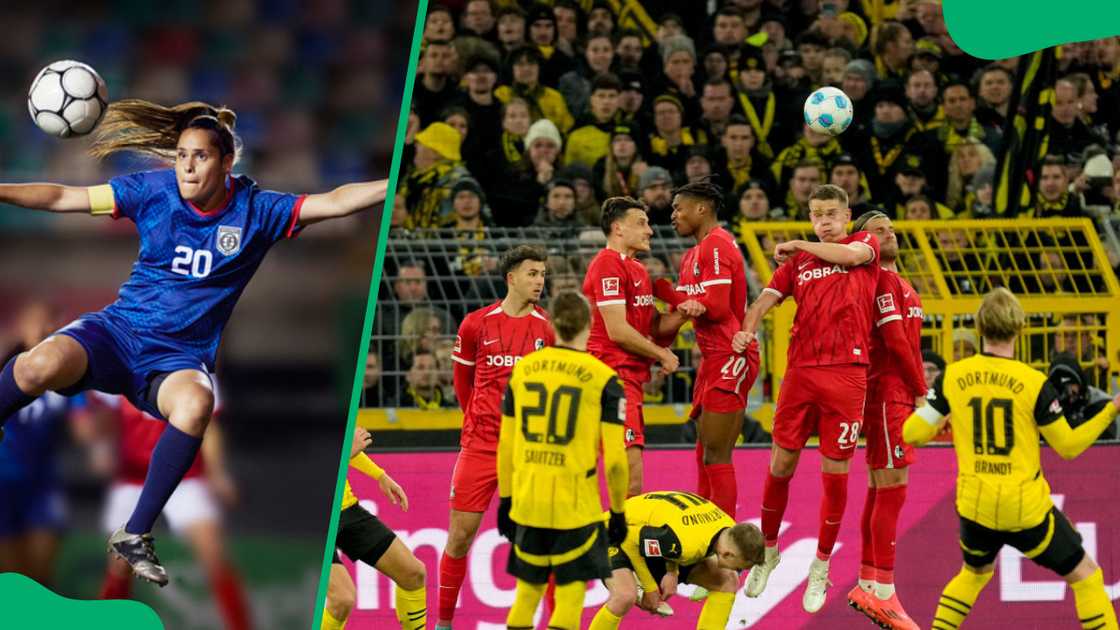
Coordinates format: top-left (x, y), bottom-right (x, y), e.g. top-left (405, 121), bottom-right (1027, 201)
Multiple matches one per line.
top-left (904, 288), bottom-right (1120, 630)
top-left (589, 491), bottom-right (765, 630)
top-left (497, 292), bottom-right (630, 630)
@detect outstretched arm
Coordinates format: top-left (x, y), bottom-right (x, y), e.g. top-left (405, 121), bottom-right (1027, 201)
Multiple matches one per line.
top-left (298, 179), bottom-right (390, 226)
top-left (774, 239), bottom-right (874, 266)
top-left (0, 183), bottom-right (94, 213)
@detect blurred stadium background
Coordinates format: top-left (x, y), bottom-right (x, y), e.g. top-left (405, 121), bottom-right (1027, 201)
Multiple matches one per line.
top-left (0, 1), bottom-right (417, 628)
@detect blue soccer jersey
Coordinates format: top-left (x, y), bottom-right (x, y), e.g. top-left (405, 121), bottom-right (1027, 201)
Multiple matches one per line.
top-left (0, 392), bottom-right (75, 481)
top-left (102, 169), bottom-right (305, 368)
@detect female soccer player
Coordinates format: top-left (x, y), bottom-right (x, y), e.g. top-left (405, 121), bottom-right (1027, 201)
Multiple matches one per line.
top-left (0, 99), bottom-right (388, 585)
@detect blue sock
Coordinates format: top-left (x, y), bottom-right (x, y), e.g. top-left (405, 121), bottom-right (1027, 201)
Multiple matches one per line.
top-left (0, 357), bottom-right (35, 426)
top-left (125, 424), bottom-right (202, 534)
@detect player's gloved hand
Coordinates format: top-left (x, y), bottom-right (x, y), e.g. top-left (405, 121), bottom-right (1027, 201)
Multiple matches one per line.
top-left (607, 510), bottom-right (627, 545)
top-left (498, 497), bottom-right (516, 541)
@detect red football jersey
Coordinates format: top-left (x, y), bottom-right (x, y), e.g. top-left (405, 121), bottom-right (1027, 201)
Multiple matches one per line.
top-left (451, 302), bottom-right (555, 451)
top-left (675, 227), bottom-right (748, 357)
top-left (583, 248), bottom-right (656, 381)
top-left (763, 231), bottom-right (881, 368)
top-left (91, 392), bottom-right (211, 485)
top-left (869, 269), bottom-right (924, 403)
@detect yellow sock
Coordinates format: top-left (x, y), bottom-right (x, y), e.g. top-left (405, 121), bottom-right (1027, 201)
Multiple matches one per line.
top-left (932, 567), bottom-right (992, 629)
top-left (1071, 568), bottom-right (1119, 630)
top-left (546, 580), bottom-right (586, 630)
top-left (321, 608), bottom-right (346, 630)
top-left (394, 583), bottom-right (427, 630)
top-left (588, 605), bottom-right (622, 630)
top-left (697, 591), bottom-right (735, 630)
top-left (507, 579), bottom-right (546, 629)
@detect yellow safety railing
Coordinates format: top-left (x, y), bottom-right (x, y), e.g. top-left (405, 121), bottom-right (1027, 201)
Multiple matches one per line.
top-left (742, 218), bottom-right (1120, 431)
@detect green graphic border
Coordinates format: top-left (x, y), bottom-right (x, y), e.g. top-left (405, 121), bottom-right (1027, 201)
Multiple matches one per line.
top-left (943, 0), bottom-right (1120, 59)
top-left (309, 0), bottom-right (430, 628)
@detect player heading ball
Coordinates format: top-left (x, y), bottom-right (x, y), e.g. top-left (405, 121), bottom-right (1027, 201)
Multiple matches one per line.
top-left (0, 99), bottom-right (389, 585)
top-left (497, 291), bottom-right (630, 630)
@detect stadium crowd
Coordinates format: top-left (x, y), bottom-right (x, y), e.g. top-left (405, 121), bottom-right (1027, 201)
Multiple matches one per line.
top-left (369, 0), bottom-right (1120, 418)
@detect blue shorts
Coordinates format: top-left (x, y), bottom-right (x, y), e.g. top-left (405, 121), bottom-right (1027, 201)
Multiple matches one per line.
top-left (0, 476), bottom-right (67, 536)
top-left (54, 311), bottom-right (211, 421)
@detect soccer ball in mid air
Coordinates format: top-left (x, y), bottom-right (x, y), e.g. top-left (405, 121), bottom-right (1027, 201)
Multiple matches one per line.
top-left (28, 60), bottom-right (109, 138)
top-left (803, 86), bottom-right (853, 136)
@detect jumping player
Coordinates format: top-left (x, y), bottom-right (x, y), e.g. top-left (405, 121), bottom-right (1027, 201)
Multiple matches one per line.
top-left (904, 288), bottom-right (1120, 630)
top-left (0, 99), bottom-right (388, 584)
top-left (326, 427), bottom-right (427, 630)
top-left (438, 245), bottom-right (554, 630)
top-left (584, 196), bottom-right (691, 496)
top-left (91, 391), bottom-right (250, 630)
top-left (497, 292), bottom-right (629, 630)
top-left (668, 179), bottom-right (759, 519)
top-left (588, 491), bottom-right (766, 630)
top-left (845, 211), bottom-right (927, 630)
top-left (732, 184), bottom-right (880, 612)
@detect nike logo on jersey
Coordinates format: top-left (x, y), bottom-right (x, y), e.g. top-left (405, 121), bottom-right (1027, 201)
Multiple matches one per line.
top-left (903, 291), bottom-right (911, 298)
top-left (798, 261), bottom-right (812, 270)
top-left (483, 339), bottom-right (498, 346)
top-left (633, 280), bottom-right (642, 287)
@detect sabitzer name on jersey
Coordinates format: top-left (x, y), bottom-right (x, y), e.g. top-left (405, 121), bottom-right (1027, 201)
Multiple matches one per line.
top-left (524, 449), bottom-right (565, 466)
top-left (798, 264), bottom-right (848, 285)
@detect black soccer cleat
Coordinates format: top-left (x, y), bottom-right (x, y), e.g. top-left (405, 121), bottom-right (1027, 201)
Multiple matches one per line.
top-left (108, 526), bottom-right (169, 587)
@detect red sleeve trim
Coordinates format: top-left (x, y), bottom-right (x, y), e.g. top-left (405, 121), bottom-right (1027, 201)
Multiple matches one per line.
top-left (285, 194), bottom-right (308, 239)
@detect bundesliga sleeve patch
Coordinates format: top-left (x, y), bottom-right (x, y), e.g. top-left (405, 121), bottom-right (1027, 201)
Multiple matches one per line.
top-left (643, 538), bottom-right (662, 557)
top-left (453, 335), bottom-right (463, 353)
top-left (602, 277), bottom-right (620, 297)
top-left (876, 293), bottom-right (895, 314)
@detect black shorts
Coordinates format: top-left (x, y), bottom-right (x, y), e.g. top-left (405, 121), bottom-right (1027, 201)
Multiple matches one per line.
top-left (608, 545), bottom-right (698, 585)
top-left (959, 508), bottom-right (1085, 576)
top-left (507, 522), bottom-right (611, 585)
top-left (336, 504), bottom-right (397, 566)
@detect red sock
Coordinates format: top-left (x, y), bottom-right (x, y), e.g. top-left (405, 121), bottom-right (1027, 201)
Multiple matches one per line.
top-left (438, 552), bottom-right (468, 623)
top-left (98, 569), bottom-right (132, 600)
top-left (544, 573), bottom-right (557, 616)
top-left (706, 463), bottom-right (737, 518)
top-left (760, 472), bottom-right (792, 545)
top-left (210, 563), bottom-right (252, 630)
top-left (871, 484), bottom-right (907, 580)
top-left (860, 485), bottom-right (877, 572)
top-left (695, 440), bottom-right (710, 499)
top-left (817, 472), bottom-right (849, 560)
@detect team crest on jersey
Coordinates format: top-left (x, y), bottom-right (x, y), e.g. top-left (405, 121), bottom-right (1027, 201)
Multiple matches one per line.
top-left (643, 539), bottom-right (662, 557)
top-left (602, 277), bottom-right (620, 297)
top-left (877, 294), bottom-right (895, 314)
top-left (217, 226), bottom-right (242, 256)
top-left (535, 338), bottom-right (544, 350)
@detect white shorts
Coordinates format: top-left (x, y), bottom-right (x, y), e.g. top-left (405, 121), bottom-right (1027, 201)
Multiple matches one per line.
top-left (103, 478), bottom-right (221, 536)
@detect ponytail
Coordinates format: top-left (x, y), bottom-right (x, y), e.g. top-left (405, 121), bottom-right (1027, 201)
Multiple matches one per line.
top-left (89, 99), bottom-right (240, 163)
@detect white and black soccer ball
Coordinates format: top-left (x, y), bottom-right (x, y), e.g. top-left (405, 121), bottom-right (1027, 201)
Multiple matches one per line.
top-left (803, 86), bottom-right (854, 136)
top-left (28, 60), bottom-right (109, 138)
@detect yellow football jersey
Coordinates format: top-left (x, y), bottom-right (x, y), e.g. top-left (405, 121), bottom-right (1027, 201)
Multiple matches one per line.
top-left (926, 353), bottom-right (1064, 530)
top-left (499, 346), bottom-right (626, 530)
top-left (618, 492), bottom-right (735, 592)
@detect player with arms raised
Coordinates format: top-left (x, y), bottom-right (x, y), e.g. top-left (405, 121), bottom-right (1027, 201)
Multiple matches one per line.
top-left (437, 245), bottom-right (554, 630)
top-left (584, 196), bottom-right (690, 496)
top-left (0, 100), bottom-right (387, 584)
top-left (732, 184), bottom-right (880, 612)
top-left (845, 211), bottom-right (927, 630)
top-left (496, 292), bottom-right (629, 630)
top-left (667, 180), bottom-right (759, 519)
top-left (904, 288), bottom-right (1120, 630)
